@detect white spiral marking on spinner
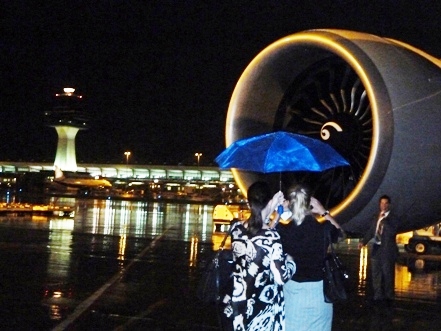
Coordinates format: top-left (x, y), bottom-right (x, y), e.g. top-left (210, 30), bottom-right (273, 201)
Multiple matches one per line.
top-left (321, 122), bottom-right (343, 140)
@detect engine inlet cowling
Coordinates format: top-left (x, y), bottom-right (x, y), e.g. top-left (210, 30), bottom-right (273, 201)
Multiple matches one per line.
top-left (225, 29), bottom-right (441, 234)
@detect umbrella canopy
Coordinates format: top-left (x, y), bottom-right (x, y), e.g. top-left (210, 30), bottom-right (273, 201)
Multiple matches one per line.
top-left (215, 131), bottom-right (349, 173)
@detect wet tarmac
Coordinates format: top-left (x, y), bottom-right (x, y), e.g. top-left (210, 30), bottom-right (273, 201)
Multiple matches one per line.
top-left (0, 200), bottom-right (440, 330)
top-left (66, 241), bottom-right (441, 331)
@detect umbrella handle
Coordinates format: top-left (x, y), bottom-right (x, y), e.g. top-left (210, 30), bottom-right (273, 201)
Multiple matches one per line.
top-left (271, 207), bottom-right (284, 230)
top-left (279, 172), bottom-right (282, 191)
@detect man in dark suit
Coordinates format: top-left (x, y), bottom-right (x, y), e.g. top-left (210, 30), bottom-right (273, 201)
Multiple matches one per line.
top-left (358, 195), bottom-right (399, 304)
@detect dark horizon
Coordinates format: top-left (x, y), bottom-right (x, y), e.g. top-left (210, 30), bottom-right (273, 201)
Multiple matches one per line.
top-left (2, 1), bottom-right (441, 166)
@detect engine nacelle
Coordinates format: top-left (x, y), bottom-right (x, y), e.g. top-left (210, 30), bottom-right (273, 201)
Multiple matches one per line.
top-left (225, 29), bottom-right (441, 234)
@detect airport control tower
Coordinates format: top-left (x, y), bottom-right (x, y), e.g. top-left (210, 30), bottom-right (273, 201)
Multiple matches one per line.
top-left (44, 88), bottom-right (89, 172)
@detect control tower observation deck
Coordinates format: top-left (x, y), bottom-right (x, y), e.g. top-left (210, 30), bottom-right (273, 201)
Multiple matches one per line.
top-left (44, 88), bottom-right (89, 172)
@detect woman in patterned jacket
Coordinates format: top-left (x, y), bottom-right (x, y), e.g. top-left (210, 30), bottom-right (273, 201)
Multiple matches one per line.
top-left (223, 181), bottom-right (296, 331)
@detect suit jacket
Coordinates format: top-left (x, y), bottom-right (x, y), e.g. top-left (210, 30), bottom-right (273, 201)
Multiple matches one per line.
top-left (361, 210), bottom-right (399, 260)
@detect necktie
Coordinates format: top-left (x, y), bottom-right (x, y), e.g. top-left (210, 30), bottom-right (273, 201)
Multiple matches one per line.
top-left (375, 213), bottom-right (385, 243)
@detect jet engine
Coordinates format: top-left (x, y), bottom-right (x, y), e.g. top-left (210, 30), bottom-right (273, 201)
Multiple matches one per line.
top-left (225, 29), bottom-right (441, 234)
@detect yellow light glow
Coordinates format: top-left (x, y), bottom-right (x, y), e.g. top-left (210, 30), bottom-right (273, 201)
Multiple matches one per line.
top-left (53, 291), bottom-right (62, 298)
top-left (189, 236), bottom-right (198, 267)
top-left (63, 88), bottom-right (75, 94)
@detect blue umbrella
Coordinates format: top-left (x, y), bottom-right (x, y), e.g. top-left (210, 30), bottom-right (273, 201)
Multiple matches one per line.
top-left (215, 131), bottom-right (349, 174)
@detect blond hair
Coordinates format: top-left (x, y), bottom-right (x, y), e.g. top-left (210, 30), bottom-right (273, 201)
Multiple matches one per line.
top-left (287, 185), bottom-right (312, 225)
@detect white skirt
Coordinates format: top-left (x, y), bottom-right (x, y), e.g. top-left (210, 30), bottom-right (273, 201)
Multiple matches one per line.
top-left (284, 280), bottom-right (333, 331)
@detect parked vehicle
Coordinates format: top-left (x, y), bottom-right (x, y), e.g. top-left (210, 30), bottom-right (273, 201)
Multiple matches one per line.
top-left (212, 203), bottom-right (249, 232)
top-left (404, 224), bottom-right (441, 254)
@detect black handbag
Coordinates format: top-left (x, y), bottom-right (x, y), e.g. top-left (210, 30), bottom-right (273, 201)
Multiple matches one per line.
top-left (197, 228), bottom-right (234, 303)
top-left (323, 225), bottom-right (349, 303)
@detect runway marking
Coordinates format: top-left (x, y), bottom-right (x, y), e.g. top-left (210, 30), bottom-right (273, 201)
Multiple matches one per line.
top-left (51, 226), bottom-right (174, 331)
top-left (113, 298), bottom-right (168, 331)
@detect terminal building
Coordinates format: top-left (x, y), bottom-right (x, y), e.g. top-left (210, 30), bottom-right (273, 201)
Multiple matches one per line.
top-left (0, 161), bottom-right (238, 202)
top-left (0, 162), bottom-right (233, 182)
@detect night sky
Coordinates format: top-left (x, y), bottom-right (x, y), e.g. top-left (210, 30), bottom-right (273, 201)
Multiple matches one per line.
top-left (2, 1), bottom-right (441, 166)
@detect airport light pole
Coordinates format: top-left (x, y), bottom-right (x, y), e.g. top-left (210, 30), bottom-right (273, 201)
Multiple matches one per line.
top-left (124, 151), bottom-right (131, 165)
top-left (195, 153), bottom-right (202, 167)
top-left (124, 151), bottom-right (131, 181)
